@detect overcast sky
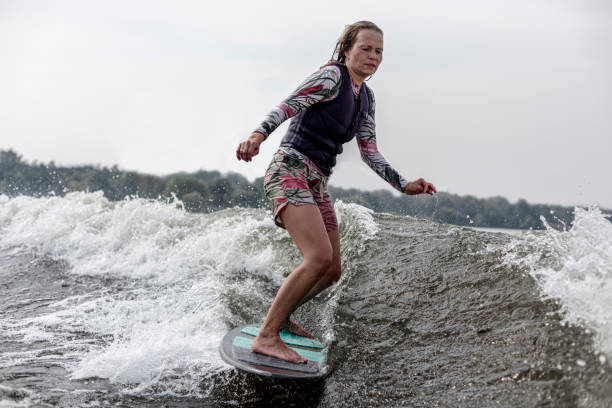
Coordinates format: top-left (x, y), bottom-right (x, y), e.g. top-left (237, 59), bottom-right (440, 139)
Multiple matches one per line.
top-left (1, 0), bottom-right (610, 208)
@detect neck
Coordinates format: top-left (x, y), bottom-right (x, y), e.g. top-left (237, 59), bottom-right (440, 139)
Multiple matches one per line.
top-left (346, 65), bottom-right (365, 87)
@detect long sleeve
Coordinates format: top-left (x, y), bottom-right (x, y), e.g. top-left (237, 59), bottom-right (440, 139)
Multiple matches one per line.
top-left (254, 65), bottom-right (342, 139)
top-left (356, 86), bottom-right (409, 192)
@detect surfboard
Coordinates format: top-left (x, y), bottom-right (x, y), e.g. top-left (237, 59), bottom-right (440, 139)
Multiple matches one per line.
top-left (219, 323), bottom-right (327, 379)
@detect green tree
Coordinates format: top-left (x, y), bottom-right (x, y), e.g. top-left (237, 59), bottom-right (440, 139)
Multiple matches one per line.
top-left (164, 176), bottom-right (208, 199)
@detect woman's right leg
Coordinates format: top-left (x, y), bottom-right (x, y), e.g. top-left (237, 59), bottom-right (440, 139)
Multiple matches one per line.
top-left (251, 203), bottom-right (332, 363)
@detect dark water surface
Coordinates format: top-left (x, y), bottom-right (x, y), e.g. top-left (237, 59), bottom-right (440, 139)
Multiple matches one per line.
top-left (0, 193), bottom-right (610, 407)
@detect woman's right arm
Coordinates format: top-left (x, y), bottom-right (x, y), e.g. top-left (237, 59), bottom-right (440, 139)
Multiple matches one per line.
top-left (237, 66), bottom-right (342, 162)
top-left (236, 132), bottom-right (265, 162)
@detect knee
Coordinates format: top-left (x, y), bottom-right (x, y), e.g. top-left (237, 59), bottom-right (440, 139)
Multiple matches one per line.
top-left (304, 248), bottom-right (333, 276)
top-left (325, 263), bottom-right (341, 284)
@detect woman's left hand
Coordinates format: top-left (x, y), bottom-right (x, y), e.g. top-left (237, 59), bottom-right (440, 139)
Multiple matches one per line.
top-left (403, 178), bottom-right (437, 195)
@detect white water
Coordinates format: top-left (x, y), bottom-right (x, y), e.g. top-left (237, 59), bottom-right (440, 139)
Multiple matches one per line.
top-left (0, 192), bottom-right (378, 396)
top-left (0, 192), bottom-right (285, 395)
top-left (498, 206), bottom-right (612, 359)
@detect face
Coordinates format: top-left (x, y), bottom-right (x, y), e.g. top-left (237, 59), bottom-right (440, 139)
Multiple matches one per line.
top-left (344, 29), bottom-right (383, 80)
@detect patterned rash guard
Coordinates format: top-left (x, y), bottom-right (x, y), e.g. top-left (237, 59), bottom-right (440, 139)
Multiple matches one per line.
top-left (254, 65), bottom-right (409, 192)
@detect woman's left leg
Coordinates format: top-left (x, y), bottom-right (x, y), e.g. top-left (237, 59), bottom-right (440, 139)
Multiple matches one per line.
top-left (251, 203), bottom-right (332, 363)
top-left (283, 228), bottom-right (341, 338)
top-left (300, 228), bottom-right (341, 300)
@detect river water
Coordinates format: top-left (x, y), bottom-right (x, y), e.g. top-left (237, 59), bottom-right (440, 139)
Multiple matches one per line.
top-left (0, 192), bottom-right (610, 407)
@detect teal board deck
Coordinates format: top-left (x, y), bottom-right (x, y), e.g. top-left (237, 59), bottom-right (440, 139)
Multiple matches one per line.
top-left (240, 326), bottom-right (324, 349)
top-left (219, 323), bottom-right (328, 380)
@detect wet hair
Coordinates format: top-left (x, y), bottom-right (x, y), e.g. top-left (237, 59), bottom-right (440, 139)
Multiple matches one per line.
top-left (329, 21), bottom-right (383, 64)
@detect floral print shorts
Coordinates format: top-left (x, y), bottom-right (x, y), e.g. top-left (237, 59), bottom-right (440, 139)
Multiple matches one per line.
top-left (263, 148), bottom-right (338, 231)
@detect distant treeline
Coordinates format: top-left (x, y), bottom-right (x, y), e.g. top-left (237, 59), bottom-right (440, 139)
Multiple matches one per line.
top-left (1, 149), bottom-right (607, 230)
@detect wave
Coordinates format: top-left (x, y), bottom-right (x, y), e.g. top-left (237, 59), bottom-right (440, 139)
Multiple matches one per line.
top-left (495, 206), bottom-right (612, 359)
top-left (0, 193), bottom-right (379, 397)
top-left (1, 192), bottom-right (610, 406)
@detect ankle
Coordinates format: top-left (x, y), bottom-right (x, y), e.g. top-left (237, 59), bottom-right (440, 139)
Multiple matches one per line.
top-left (257, 325), bottom-right (280, 339)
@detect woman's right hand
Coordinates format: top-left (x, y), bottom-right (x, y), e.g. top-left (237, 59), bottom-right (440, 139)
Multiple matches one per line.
top-left (236, 132), bottom-right (265, 162)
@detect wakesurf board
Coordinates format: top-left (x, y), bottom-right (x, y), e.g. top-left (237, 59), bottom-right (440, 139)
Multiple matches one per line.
top-left (219, 323), bottom-right (327, 380)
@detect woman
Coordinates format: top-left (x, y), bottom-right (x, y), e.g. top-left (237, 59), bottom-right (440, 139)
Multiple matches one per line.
top-left (236, 21), bottom-right (436, 364)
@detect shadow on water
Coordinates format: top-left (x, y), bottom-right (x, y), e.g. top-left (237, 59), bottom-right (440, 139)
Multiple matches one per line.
top-left (208, 370), bottom-right (325, 408)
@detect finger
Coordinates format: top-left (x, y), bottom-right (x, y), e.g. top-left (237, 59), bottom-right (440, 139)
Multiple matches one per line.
top-left (248, 143), bottom-right (259, 161)
top-left (239, 142), bottom-right (247, 161)
top-left (240, 142), bottom-right (251, 161)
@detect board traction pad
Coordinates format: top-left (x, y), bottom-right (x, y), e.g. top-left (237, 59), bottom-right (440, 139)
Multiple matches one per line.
top-left (233, 334), bottom-right (322, 362)
top-left (220, 324), bottom-right (327, 378)
top-left (233, 344), bottom-right (320, 373)
top-left (240, 325), bottom-right (324, 349)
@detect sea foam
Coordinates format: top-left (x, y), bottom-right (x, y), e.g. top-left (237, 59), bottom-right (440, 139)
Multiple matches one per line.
top-left (0, 192), bottom-right (380, 395)
top-left (499, 206), bottom-right (612, 359)
top-left (0, 192), bottom-right (288, 395)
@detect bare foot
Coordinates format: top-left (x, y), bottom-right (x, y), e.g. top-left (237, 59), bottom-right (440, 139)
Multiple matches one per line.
top-left (282, 319), bottom-right (315, 339)
top-left (251, 333), bottom-right (307, 364)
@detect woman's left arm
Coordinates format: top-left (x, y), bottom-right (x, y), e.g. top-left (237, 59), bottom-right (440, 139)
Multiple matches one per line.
top-left (356, 87), bottom-right (436, 195)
